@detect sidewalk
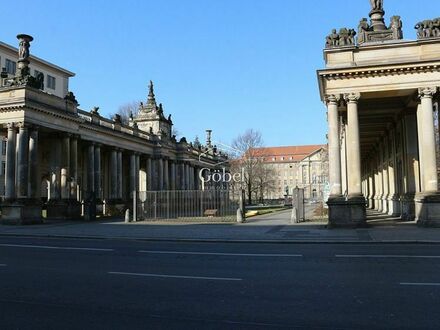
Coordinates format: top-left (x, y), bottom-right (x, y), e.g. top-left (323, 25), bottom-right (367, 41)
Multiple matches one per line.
top-left (0, 209), bottom-right (439, 243)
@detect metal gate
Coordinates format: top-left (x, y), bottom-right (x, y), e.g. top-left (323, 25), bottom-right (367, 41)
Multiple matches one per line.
top-left (137, 189), bottom-right (239, 221)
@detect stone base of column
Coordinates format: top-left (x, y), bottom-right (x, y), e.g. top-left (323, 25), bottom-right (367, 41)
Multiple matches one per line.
top-left (1, 200), bottom-right (42, 225)
top-left (400, 193), bottom-right (415, 221)
top-left (327, 196), bottom-right (367, 228)
top-left (368, 197), bottom-right (375, 209)
top-left (415, 192), bottom-right (440, 227)
top-left (104, 199), bottom-right (126, 217)
top-left (47, 200), bottom-right (81, 220)
top-left (387, 195), bottom-right (401, 217)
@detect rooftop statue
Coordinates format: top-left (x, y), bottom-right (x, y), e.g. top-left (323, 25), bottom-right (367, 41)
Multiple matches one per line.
top-left (369, 0), bottom-right (383, 11)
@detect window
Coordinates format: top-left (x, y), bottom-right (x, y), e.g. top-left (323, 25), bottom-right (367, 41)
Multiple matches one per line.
top-left (34, 69), bottom-right (44, 79)
top-left (5, 59), bottom-right (16, 75)
top-left (1, 140), bottom-right (6, 156)
top-left (2, 161), bottom-right (5, 176)
top-left (47, 75), bottom-right (56, 89)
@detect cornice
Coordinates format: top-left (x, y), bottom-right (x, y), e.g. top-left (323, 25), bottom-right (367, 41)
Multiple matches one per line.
top-left (318, 62), bottom-right (440, 80)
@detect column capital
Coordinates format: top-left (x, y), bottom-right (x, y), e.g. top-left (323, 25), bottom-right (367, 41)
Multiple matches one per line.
top-left (418, 87), bottom-right (438, 99)
top-left (344, 92), bottom-right (361, 103)
top-left (16, 122), bottom-right (30, 130)
top-left (325, 94), bottom-right (341, 106)
top-left (6, 123), bottom-right (15, 130)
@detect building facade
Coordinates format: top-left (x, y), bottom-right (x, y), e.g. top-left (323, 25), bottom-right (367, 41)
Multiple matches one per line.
top-left (0, 34), bottom-right (227, 224)
top-left (318, 2), bottom-right (440, 227)
top-left (255, 145), bottom-right (328, 200)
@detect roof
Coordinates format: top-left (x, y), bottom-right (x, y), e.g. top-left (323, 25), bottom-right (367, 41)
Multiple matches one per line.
top-left (254, 144), bottom-right (326, 163)
top-left (0, 41), bottom-right (75, 77)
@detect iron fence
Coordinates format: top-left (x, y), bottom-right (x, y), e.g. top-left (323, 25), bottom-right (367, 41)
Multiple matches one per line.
top-left (137, 190), bottom-right (239, 221)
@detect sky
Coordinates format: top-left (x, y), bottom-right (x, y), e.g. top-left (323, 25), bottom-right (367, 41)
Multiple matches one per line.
top-left (0, 0), bottom-right (430, 148)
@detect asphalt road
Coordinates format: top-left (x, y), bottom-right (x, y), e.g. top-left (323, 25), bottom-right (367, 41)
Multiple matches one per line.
top-left (0, 237), bottom-right (440, 329)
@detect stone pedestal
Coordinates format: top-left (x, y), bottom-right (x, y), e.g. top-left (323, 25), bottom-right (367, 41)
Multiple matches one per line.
top-left (387, 195), bottom-right (401, 217)
top-left (327, 196), bottom-right (366, 228)
top-left (400, 193), bottom-right (415, 221)
top-left (46, 200), bottom-right (81, 220)
top-left (1, 201), bottom-right (42, 225)
top-left (415, 193), bottom-right (440, 227)
top-left (369, 9), bottom-right (387, 31)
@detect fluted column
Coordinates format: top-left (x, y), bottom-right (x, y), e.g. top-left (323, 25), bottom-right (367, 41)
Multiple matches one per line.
top-left (110, 149), bottom-right (118, 199)
top-left (418, 87), bottom-right (438, 192)
top-left (345, 93), bottom-right (363, 198)
top-left (5, 123), bottom-right (16, 200)
top-left (17, 123), bottom-right (29, 198)
top-left (28, 126), bottom-right (40, 200)
top-left (70, 136), bottom-right (78, 200)
top-left (326, 95), bottom-right (342, 197)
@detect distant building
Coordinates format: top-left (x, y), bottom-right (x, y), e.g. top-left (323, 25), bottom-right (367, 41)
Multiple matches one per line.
top-left (255, 145), bottom-right (328, 200)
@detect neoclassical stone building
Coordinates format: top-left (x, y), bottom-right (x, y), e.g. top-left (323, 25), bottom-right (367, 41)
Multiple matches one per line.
top-left (0, 35), bottom-right (226, 224)
top-left (318, 2), bottom-right (440, 227)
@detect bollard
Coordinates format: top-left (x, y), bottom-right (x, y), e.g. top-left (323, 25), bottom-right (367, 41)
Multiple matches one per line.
top-left (125, 209), bottom-right (130, 223)
top-left (236, 208), bottom-right (244, 223)
top-left (291, 206), bottom-right (298, 224)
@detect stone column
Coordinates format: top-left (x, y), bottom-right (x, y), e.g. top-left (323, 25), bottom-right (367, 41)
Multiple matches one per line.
top-left (368, 159), bottom-right (375, 209)
top-left (136, 153), bottom-right (140, 192)
top-left (377, 144), bottom-right (384, 212)
top-left (416, 104), bottom-right (424, 193)
top-left (382, 139), bottom-right (390, 214)
top-left (418, 88), bottom-right (438, 192)
top-left (129, 153), bottom-right (136, 197)
top-left (345, 93), bottom-right (363, 198)
top-left (5, 124), bottom-right (16, 200)
top-left (164, 159), bottom-right (169, 190)
top-left (87, 143), bottom-right (95, 196)
top-left (388, 130), bottom-right (399, 216)
top-left (70, 136), bottom-right (78, 200)
top-left (185, 164), bottom-right (190, 190)
top-left (158, 158), bottom-right (164, 190)
top-left (17, 123), bottom-right (29, 199)
top-left (170, 161), bottom-right (176, 190)
top-left (117, 150), bottom-right (122, 199)
top-left (28, 126), bottom-right (40, 200)
top-left (94, 144), bottom-right (102, 200)
top-left (110, 149), bottom-right (118, 199)
top-left (194, 166), bottom-right (200, 190)
top-left (326, 95), bottom-right (342, 197)
top-left (61, 135), bottom-right (70, 200)
top-left (180, 162), bottom-right (185, 190)
top-left (146, 157), bottom-right (152, 191)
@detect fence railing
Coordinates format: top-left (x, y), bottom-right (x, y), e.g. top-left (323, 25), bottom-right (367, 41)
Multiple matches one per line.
top-left (137, 190), bottom-right (239, 221)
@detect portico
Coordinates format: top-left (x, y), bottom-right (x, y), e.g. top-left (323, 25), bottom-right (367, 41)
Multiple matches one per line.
top-left (319, 4), bottom-right (440, 227)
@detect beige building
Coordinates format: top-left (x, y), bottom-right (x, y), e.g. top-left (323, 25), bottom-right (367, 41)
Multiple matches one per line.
top-left (256, 145), bottom-right (328, 200)
top-left (318, 3), bottom-right (440, 227)
top-left (0, 34), bottom-right (226, 224)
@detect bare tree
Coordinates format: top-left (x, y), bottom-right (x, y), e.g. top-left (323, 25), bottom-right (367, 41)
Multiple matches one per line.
top-left (115, 101), bottom-right (141, 124)
top-left (232, 129), bottom-right (265, 205)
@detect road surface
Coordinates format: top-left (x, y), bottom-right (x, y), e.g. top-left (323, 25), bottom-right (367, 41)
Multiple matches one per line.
top-left (0, 236), bottom-right (439, 329)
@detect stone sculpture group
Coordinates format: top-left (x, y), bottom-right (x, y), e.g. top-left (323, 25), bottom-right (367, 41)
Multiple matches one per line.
top-left (415, 18), bottom-right (440, 39)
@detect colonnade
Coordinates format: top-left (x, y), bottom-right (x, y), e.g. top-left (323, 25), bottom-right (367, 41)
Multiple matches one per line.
top-left (326, 88), bottom-right (440, 226)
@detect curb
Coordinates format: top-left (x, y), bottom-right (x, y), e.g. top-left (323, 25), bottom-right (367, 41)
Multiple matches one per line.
top-left (0, 232), bottom-right (440, 244)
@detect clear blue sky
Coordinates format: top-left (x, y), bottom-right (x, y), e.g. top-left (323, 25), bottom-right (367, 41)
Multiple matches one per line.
top-left (0, 0), bottom-right (429, 147)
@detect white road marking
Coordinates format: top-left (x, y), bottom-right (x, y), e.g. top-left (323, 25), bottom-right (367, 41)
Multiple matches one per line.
top-left (335, 254), bottom-right (440, 259)
top-left (138, 250), bottom-right (303, 257)
top-left (0, 243), bottom-right (113, 252)
top-left (108, 271), bottom-right (243, 281)
top-left (400, 282), bottom-right (440, 286)
top-left (0, 264), bottom-right (6, 267)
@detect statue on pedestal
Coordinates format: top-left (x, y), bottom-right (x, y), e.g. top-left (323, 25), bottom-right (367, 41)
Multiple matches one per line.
top-left (369, 0), bottom-right (383, 11)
